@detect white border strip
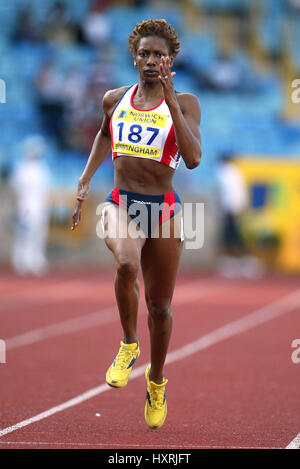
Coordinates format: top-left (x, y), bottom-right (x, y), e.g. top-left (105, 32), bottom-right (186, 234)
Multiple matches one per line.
top-left (0, 441), bottom-right (281, 449)
top-left (0, 288), bottom-right (299, 439)
top-left (286, 433), bottom-right (300, 449)
top-left (5, 281), bottom-right (229, 351)
top-left (6, 307), bottom-right (115, 350)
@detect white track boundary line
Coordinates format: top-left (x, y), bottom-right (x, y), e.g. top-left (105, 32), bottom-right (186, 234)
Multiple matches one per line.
top-left (0, 441), bottom-right (281, 449)
top-left (5, 281), bottom-right (230, 351)
top-left (1, 276), bottom-right (221, 315)
top-left (0, 279), bottom-right (87, 313)
top-left (165, 288), bottom-right (300, 366)
top-left (6, 307), bottom-right (116, 350)
top-left (0, 288), bottom-right (299, 439)
top-left (286, 433), bottom-right (300, 449)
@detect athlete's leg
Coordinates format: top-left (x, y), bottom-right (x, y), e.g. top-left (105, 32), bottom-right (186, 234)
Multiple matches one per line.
top-left (103, 203), bottom-right (146, 344)
top-left (141, 211), bottom-right (183, 383)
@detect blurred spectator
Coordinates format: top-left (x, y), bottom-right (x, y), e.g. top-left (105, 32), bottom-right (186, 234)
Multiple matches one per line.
top-left (10, 136), bottom-right (51, 276)
top-left (287, 0), bottom-right (300, 13)
top-left (83, 0), bottom-right (111, 47)
top-left (195, 0), bottom-right (249, 17)
top-left (63, 65), bottom-right (88, 119)
top-left (63, 58), bottom-right (112, 153)
top-left (215, 154), bottom-right (263, 278)
top-left (217, 154), bottom-right (248, 256)
top-left (11, 7), bottom-right (42, 45)
top-left (133, 0), bottom-right (149, 6)
top-left (200, 51), bottom-right (245, 92)
top-left (35, 60), bottom-right (66, 148)
top-left (43, 1), bottom-right (86, 45)
top-left (195, 50), bottom-right (263, 93)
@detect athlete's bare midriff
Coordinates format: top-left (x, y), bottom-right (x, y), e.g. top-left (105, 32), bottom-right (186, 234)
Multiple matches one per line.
top-left (113, 154), bottom-right (175, 194)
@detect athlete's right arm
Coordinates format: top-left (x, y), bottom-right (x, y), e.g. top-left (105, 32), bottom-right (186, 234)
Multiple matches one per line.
top-left (71, 87), bottom-right (128, 231)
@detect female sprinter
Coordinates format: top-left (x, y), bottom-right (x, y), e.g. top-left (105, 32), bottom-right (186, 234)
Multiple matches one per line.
top-left (71, 19), bottom-right (202, 429)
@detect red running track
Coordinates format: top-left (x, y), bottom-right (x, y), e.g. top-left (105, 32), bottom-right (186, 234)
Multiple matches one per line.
top-left (0, 267), bottom-right (299, 449)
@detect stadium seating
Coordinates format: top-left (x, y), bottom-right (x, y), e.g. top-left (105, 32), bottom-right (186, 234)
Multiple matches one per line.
top-left (0, 0), bottom-right (299, 191)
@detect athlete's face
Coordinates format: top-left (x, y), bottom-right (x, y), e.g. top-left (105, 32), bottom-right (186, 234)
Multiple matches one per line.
top-left (135, 36), bottom-right (173, 81)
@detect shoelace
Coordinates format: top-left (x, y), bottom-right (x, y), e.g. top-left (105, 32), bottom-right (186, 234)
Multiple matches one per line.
top-left (149, 386), bottom-right (165, 410)
top-left (114, 347), bottom-right (135, 371)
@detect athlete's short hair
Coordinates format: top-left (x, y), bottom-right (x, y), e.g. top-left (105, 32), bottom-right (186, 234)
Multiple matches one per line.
top-left (128, 19), bottom-right (180, 58)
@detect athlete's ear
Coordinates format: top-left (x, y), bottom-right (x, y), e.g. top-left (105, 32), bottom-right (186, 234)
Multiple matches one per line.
top-left (134, 60), bottom-right (137, 68)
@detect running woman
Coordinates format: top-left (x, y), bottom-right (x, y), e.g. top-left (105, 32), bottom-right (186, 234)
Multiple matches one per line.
top-left (72, 19), bottom-right (202, 429)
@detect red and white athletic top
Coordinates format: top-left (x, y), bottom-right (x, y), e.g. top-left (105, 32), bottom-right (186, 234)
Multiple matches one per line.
top-left (110, 84), bottom-right (181, 170)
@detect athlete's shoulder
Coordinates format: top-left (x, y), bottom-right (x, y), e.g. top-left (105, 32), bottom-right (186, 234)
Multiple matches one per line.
top-left (102, 86), bottom-right (131, 114)
top-left (176, 91), bottom-right (201, 115)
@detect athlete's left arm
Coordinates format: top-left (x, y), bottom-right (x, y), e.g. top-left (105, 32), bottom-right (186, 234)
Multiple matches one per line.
top-left (159, 57), bottom-right (202, 169)
top-left (174, 93), bottom-right (202, 169)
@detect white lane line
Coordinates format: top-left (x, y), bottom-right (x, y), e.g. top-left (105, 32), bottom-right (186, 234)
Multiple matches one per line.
top-left (5, 307), bottom-right (116, 350)
top-left (286, 433), bottom-right (300, 449)
top-left (166, 288), bottom-right (300, 365)
top-left (0, 441), bottom-right (281, 449)
top-left (0, 279), bottom-right (62, 297)
top-left (5, 281), bottom-right (230, 351)
top-left (0, 288), bottom-right (299, 439)
top-left (0, 276), bottom-right (221, 314)
top-left (0, 279), bottom-right (106, 313)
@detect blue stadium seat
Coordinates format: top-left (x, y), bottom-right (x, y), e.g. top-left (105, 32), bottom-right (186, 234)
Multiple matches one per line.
top-left (180, 32), bottom-right (218, 71)
top-left (106, 5), bottom-right (184, 46)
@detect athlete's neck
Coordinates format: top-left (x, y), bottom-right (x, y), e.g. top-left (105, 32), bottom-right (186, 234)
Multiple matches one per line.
top-left (136, 81), bottom-right (164, 101)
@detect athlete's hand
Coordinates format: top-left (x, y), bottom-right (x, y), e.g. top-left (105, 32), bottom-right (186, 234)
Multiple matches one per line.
top-left (71, 199), bottom-right (83, 231)
top-left (158, 56), bottom-right (176, 103)
top-left (71, 179), bottom-right (90, 231)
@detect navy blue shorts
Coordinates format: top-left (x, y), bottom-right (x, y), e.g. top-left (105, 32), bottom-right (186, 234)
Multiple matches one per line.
top-left (105, 187), bottom-right (182, 237)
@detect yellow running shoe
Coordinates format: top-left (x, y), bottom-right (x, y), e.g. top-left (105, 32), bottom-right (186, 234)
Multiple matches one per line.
top-left (144, 364), bottom-right (168, 429)
top-left (106, 341), bottom-right (140, 388)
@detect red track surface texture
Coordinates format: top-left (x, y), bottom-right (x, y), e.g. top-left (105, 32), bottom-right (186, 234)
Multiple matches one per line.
top-left (0, 267), bottom-right (299, 449)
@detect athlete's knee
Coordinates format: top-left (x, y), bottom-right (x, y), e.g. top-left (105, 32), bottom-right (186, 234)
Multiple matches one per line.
top-left (146, 298), bottom-right (172, 322)
top-left (116, 256), bottom-right (139, 281)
